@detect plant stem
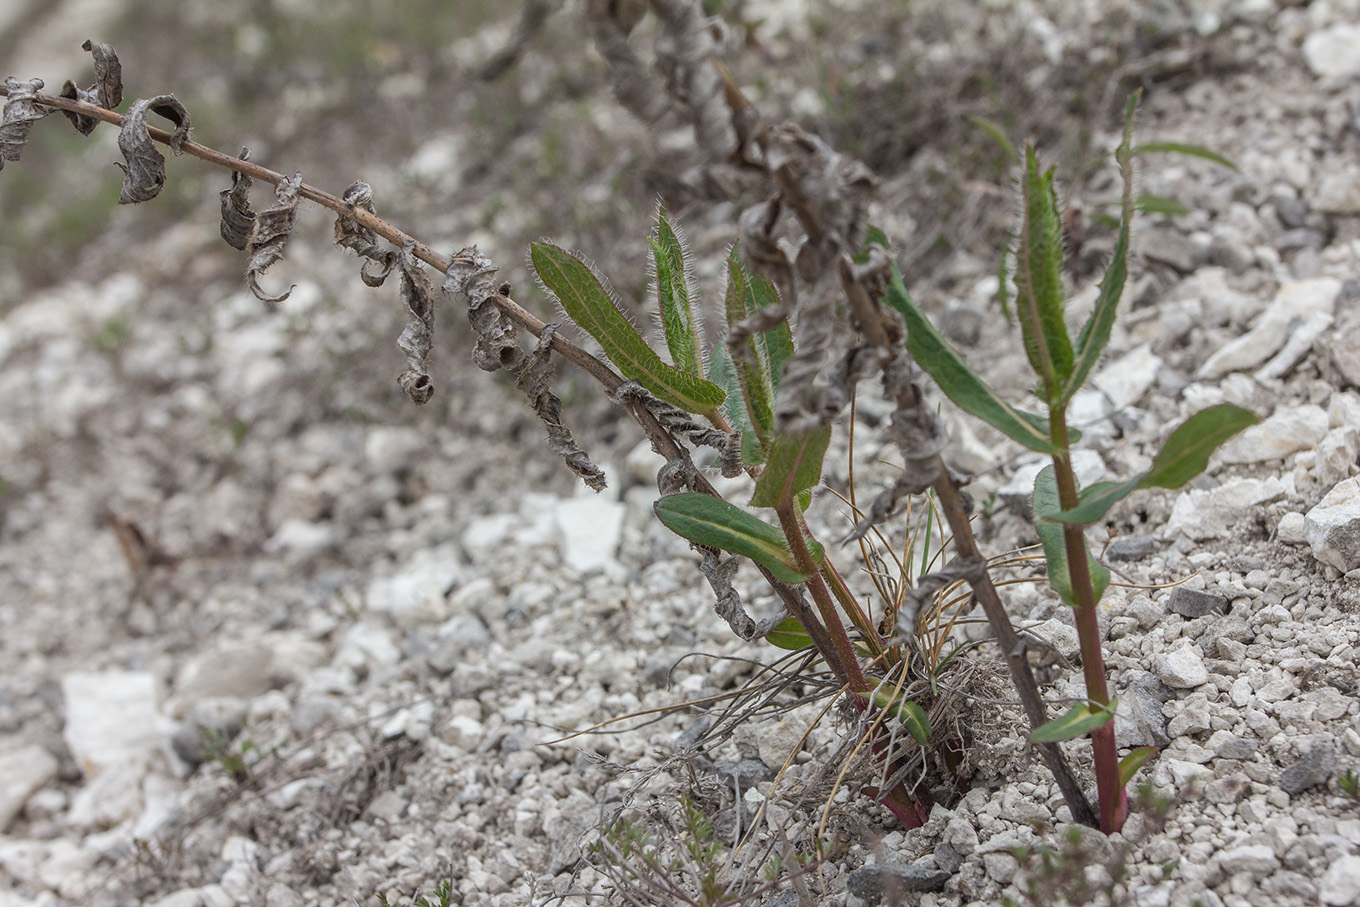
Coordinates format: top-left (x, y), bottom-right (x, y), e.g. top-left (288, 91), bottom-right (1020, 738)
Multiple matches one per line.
top-left (776, 504), bottom-right (866, 694)
top-left (1049, 410), bottom-right (1126, 833)
top-left (929, 466), bottom-right (1099, 829)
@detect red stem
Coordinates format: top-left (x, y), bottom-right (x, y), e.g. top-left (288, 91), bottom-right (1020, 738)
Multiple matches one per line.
top-left (1050, 409), bottom-right (1127, 833)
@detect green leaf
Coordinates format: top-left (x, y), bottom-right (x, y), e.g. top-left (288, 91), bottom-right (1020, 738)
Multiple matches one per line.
top-left (765, 616), bottom-right (812, 650)
top-left (1118, 746), bottom-right (1158, 788)
top-left (706, 348), bottom-right (764, 466)
top-left (1131, 141), bottom-right (1237, 171)
top-left (859, 688), bottom-right (931, 746)
top-left (1033, 465), bottom-right (1110, 607)
top-left (531, 242), bottom-right (725, 416)
top-left (1016, 145), bottom-right (1073, 401)
top-left (1030, 699), bottom-right (1117, 744)
top-left (653, 493), bottom-right (823, 584)
top-left (1135, 194), bottom-right (1191, 217)
top-left (883, 267), bottom-right (1061, 455)
top-left (1052, 404), bottom-right (1259, 525)
top-left (1064, 93), bottom-right (1136, 404)
top-left (724, 250), bottom-right (777, 444)
top-left (650, 205), bottom-right (703, 377)
top-left (1140, 403), bottom-right (1260, 489)
top-left (970, 115), bottom-right (1020, 165)
top-left (750, 424), bottom-right (831, 509)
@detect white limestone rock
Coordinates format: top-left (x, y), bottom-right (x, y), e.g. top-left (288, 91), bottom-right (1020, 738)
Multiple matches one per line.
top-left (1197, 279), bottom-right (1339, 379)
top-left (1154, 641), bottom-right (1208, 689)
top-left (0, 745), bottom-right (58, 832)
top-left (1306, 477), bottom-right (1360, 572)
top-left (1304, 24), bottom-right (1360, 81)
top-left (1214, 404), bottom-right (1328, 465)
top-left (62, 671), bottom-right (166, 779)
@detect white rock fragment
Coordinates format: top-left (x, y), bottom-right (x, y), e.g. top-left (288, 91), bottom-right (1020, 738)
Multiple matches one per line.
top-left (553, 491), bottom-right (626, 574)
top-left (62, 671), bottom-right (166, 778)
top-left (1197, 278), bottom-right (1339, 379)
top-left (1024, 618), bottom-right (1081, 662)
top-left (1214, 404), bottom-right (1328, 465)
top-left (1320, 855), bottom-right (1360, 906)
top-left (0, 745), bottom-right (58, 832)
top-left (264, 518), bottom-right (337, 558)
top-left (1303, 24), bottom-right (1360, 81)
top-left (1217, 843), bottom-right (1279, 878)
top-left (1093, 344), bottom-right (1162, 410)
top-left (1165, 477), bottom-right (1265, 541)
top-left (1306, 477), bottom-right (1360, 572)
top-left (364, 543), bottom-right (462, 628)
top-left (1256, 311), bottom-right (1333, 380)
top-left (169, 642), bottom-right (275, 717)
top-left (1278, 511), bottom-right (1308, 544)
top-left (1154, 641), bottom-right (1208, 689)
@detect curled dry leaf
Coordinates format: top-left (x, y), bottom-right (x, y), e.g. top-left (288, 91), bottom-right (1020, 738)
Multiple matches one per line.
top-left (245, 171), bottom-right (302, 306)
top-left (218, 147), bottom-right (256, 251)
top-left (333, 180), bottom-right (394, 286)
top-left (0, 77), bottom-right (51, 170)
top-left (82, 39), bottom-right (123, 109)
top-left (516, 325), bottom-right (607, 491)
top-left (59, 81), bottom-right (100, 136)
top-left (445, 248), bottom-right (606, 490)
top-left (116, 95), bottom-right (191, 204)
top-left (395, 244), bottom-right (435, 404)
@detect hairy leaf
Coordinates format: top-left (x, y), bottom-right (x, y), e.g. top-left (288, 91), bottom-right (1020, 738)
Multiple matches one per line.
top-left (654, 493), bottom-right (822, 584)
top-left (724, 251), bottom-right (776, 446)
top-left (116, 95), bottom-right (190, 204)
top-left (1030, 699), bottom-right (1117, 743)
top-left (1033, 465), bottom-right (1110, 607)
top-left (651, 205), bottom-right (703, 376)
top-left (765, 616), bottom-right (812, 650)
top-left (750, 424), bottom-right (830, 509)
top-left (1132, 141), bottom-right (1236, 171)
top-left (82, 39), bottom-right (123, 109)
top-left (883, 266), bottom-right (1061, 454)
top-left (1052, 404), bottom-right (1259, 525)
top-left (395, 244), bottom-right (435, 404)
top-left (1118, 746), bottom-right (1158, 787)
top-left (706, 348), bottom-right (763, 465)
top-left (1064, 92), bottom-right (1137, 404)
top-left (218, 147), bottom-right (256, 251)
top-left (1016, 145), bottom-right (1073, 401)
top-left (246, 171), bottom-right (302, 306)
top-left (0, 77), bottom-right (51, 170)
top-left (531, 242), bottom-right (725, 416)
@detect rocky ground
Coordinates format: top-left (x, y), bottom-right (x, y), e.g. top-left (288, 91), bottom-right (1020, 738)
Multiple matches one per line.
top-left (2, 1), bottom-right (1360, 905)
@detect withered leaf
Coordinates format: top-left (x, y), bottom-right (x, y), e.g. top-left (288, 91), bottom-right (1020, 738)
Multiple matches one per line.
top-left (445, 248), bottom-right (606, 491)
top-left (218, 147), bottom-right (256, 250)
top-left (59, 80), bottom-right (100, 135)
top-left (395, 243), bottom-right (435, 404)
top-left (0, 77), bottom-right (51, 171)
top-left (334, 180), bottom-right (392, 285)
top-left (245, 171), bottom-right (302, 306)
top-left (116, 95), bottom-right (191, 204)
top-left (516, 324), bottom-right (606, 491)
top-left (82, 39), bottom-right (123, 109)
